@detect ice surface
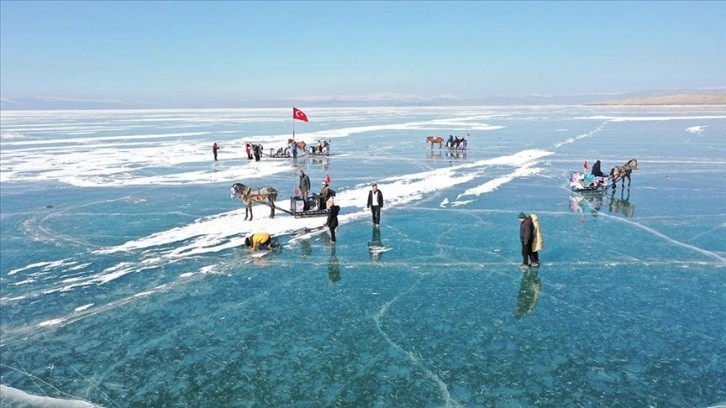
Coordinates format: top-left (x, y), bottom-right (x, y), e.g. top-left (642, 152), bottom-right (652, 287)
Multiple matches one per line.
top-left (1, 106), bottom-right (725, 406)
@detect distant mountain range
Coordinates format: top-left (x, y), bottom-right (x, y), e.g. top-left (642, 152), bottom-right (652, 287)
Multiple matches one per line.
top-left (2, 88), bottom-right (725, 110)
top-left (587, 93), bottom-right (726, 105)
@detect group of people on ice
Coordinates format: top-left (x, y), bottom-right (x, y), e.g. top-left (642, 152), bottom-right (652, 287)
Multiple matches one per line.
top-left (212, 142), bottom-right (265, 161)
top-left (446, 135), bottom-right (467, 149)
top-left (570, 159), bottom-right (608, 190)
top-left (307, 140), bottom-right (330, 155)
top-left (269, 140), bottom-right (331, 158)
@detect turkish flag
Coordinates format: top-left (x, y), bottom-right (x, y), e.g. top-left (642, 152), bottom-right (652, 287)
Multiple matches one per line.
top-left (584, 161), bottom-right (588, 170)
top-left (293, 107), bottom-right (308, 122)
top-left (326, 173), bottom-right (331, 184)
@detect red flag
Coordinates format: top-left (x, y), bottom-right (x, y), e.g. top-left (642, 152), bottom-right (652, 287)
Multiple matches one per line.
top-left (584, 161), bottom-right (588, 170)
top-left (293, 107), bottom-right (308, 122)
top-left (326, 173), bottom-right (331, 184)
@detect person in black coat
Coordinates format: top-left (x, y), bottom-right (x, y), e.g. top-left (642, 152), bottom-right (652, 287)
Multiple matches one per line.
top-left (299, 170), bottom-right (311, 203)
top-left (591, 160), bottom-right (605, 177)
top-left (518, 212), bottom-right (535, 268)
top-left (254, 144), bottom-right (263, 161)
top-left (325, 198), bottom-right (340, 244)
top-left (366, 184), bottom-right (384, 226)
top-left (212, 142), bottom-right (220, 161)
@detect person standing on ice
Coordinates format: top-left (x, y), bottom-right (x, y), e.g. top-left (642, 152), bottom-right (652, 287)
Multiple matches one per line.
top-left (299, 170), bottom-right (311, 203)
top-left (253, 144), bottom-right (262, 162)
top-left (324, 197), bottom-right (340, 245)
top-left (366, 183), bottom-right (383, 226)
top-left (212, 142), bottom-right (220, 161)
top-left (518, 212), bottom-right (537, 269)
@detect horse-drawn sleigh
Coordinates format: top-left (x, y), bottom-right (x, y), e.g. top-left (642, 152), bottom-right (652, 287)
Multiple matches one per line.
top-left (232, 183), bottom-right (332, 220)
top-left (568, 159), bottom-right (638, 192)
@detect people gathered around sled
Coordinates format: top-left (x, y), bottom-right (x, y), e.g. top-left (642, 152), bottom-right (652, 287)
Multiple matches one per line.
top-left (306, 140), bottom-right (330, 155)
top-left (446, 135), bottom-right (467, 149)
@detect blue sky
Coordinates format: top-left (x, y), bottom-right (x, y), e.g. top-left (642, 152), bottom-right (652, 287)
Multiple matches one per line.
top-left (1, 1), bottom-right (725, 107)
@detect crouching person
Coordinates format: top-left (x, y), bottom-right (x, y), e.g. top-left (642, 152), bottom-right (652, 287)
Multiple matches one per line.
top-left (245, 232), bottom-right (279, 252)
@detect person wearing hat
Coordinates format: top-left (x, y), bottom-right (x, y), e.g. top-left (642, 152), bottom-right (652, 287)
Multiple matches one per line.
top-left (366, 184), bottom-right (384, 226)
top-left (591, 160), bottom-right (605, 177)
top-left (319, 181), bottom-right (331, 209)
top-left (518, 212), bottom-right (537, 268)
top-left (299, 170), bottom-right (311, 203)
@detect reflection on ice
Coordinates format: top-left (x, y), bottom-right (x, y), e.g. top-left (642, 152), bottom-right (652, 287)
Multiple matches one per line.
top-left (570, 188), bottom-right (636, 225)
top-left (327, 246), bottom-right (340, 285)
top-left (368, 227), bottom-right (390, 262)
top-left (609, 188), bottom-right (636, 217)
top-left (569, 190), bottom-right (607, 225)
top-left (515, 268), bottom-right (541, 318)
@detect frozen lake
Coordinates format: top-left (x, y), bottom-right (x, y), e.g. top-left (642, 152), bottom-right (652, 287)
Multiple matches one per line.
top-left (1, 106), bottom-right (725, 407)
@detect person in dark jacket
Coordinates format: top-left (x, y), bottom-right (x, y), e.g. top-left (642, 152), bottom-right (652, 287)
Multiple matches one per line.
top-left (253, 144), bottom-right (262, 162)
top-left (591, 160), bottom-right (605, 177)
top-left (518, 212), bottom-right (535, 268)
top-left (212, 142), bottom-right (220, 161)
top-left (325, 198), bottom-right (340, 244)
top-left (366, 184), bottom-right (384, 226)
top-left (299, 170), bottom-right (311, 203)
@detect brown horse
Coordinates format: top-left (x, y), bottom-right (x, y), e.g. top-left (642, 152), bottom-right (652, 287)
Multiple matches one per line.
top-left (231, 183), bottom-right (278, 220)
top-left (287, 139), bottom-right (307, 151)
top-left (609, 159), bottom-right (638, 190)
top-left (426, 136), bottom-right (444, 149)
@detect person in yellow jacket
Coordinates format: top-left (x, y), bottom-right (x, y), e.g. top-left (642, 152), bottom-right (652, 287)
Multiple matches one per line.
top-left (530, 213), bottom-right (543, 267)
top-left (244, 232), bottom-right (277, 252)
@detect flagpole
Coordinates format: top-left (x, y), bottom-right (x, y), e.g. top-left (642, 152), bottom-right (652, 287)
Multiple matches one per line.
top-left (292, 108), bottom-right (295, 140)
